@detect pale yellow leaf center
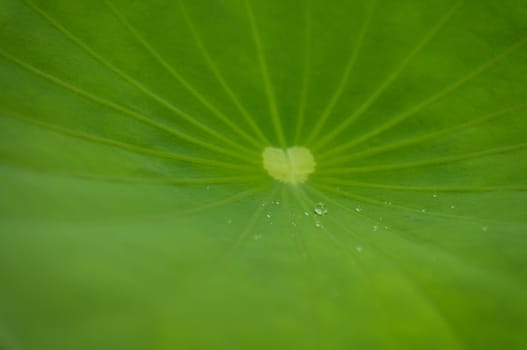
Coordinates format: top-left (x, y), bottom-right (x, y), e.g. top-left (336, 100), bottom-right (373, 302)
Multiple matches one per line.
top-left (262, 147), bottom-right (316, 184)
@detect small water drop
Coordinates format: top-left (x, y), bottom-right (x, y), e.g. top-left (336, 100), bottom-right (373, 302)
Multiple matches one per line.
top-left (206, 185), bottom-right (211, 190)
top-left (372, 225), bottom-right (378, 232)
top-left (355, 245), bottom-right (363, 253)
top-left (274, 200), bottom-right (281, 205)
top-left (304, 211), bottom-right (310, 216)
top-left (432, 193), bottom-right (438, 198)
top-left (253, 234), bottom-right (262, 240)
top-left (227, 219), bottom-right (233, 224)
top-left (315, 220), bottom-right (322, 228)
top-left (482, 226), bottom-right (488, 232)
top-left (355, 207), bottom-right (362, 213)
top-left (266, 213), bottom-right (272, 219)
top-left (383, 200), bottom-right (392, 206)
top-left (421, 208), bottom-right (427, 213)
top-left (450, 204), bottom-right (456, 209)
top-left (291, 221), bottom-right (297, 227)
top-left (313, 202), bottom-right (328, 216)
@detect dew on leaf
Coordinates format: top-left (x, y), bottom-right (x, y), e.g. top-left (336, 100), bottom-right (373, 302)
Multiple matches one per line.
top-left (355, 245), bottom-right (363, 253)
top-left (313, 202), bottom-right (328, 216)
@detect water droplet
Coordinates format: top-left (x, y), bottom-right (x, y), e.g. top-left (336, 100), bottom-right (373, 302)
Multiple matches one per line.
top-left (227, 219), bottom-right (233, 224)
top-left (482, 226), bottom-right (488, 232)
top-left (315, 220), bottom-right (322, 228)
top-left (313, 202), bottom-right (328, 216)
top-left (274, 200), bottom-right (280, 205)
top-left (266, 213), bottom-right (272, 219)
top-left (206, 185), bottom-right (211, 190)
top-left (355, 207), bottom-right (362, 213)
top-left (304, 211), bottom-right (310, 216)
top-left (253, 234), bottom-right (262, 240)
top-left (432, 193), bottom-right (438, 198)
top-left (372, 225), bottom-right (378, 232)
top-left (355, 245), bottom-right (363, 253)
top-left (383, 201), bottom-right (392, 206)
top-left (291, 221), bottom-right (297, 227)
top-left (450, 204), bottom-right (456, 209)
top-left (421, 208), bottom-right (427, 213)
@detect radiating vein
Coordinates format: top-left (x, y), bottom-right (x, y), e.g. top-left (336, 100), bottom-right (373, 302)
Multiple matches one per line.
top-left (179, 0), bottom-right (271, 146)
top-left (293, 0), bottom-right (312, 145)
top-left (306, 186), bottom-right (472, 349)
top-left (319, 143), bottom-right (527, 175)
top-left (320, 35), bottom-right (527, 158)
top-left (295, 186), bottom-right (402, 347)
top-left (171, 187), bottom-right (265, 217)
top-left (23, 0), bottom-right (257, 157)
top-left (75, 174), bottom-right (266, 186)
top-left (230, 187), bottom-right (278, 251)
top-left (293, 186), bottom-right (363, 264)
top-left (310, 184), bottom-right (526, 297)
top-left (312, 1), bottom-right (464, 151)
top-left (317, 183), bottom-right (506, 224)
top-left (65, 187), bottom-right (264, 220)
top-left (2, 111), bottom-right (257, 172)
top-left (293, 186), bottom-right (362, 260)
top-left (304, 0), bottom-right (378, 145)
top-left (282, 187), bottom-right (308, 260)
top-left (0, 48), bottom-right (258, 164)
top-left (244, 0), bottom-right (286, 147)
top-left (282, 186), bottom-right (327, 346)
top-left (314, 177), bottom-right (527, 193)
top-left (321, 103), bottom-right (527, 166)
top-left (105, 0), bottom-right (263, 151)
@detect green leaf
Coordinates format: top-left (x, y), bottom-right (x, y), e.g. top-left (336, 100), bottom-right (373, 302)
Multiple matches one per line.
top-left (1, 0), bottom-right (526, 349)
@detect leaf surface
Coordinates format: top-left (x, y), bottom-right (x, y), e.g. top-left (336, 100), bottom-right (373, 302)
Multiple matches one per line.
top-left (1, 0), bottom-right (526, 349)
